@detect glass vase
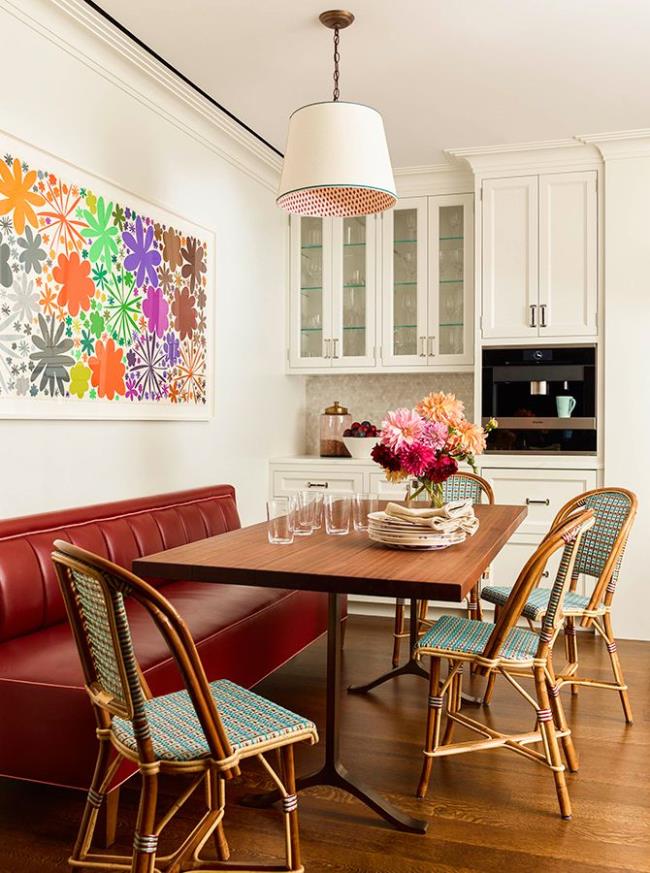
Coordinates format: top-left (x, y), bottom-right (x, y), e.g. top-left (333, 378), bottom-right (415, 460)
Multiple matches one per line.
top-left (406, 480), bottom-right (445, 508)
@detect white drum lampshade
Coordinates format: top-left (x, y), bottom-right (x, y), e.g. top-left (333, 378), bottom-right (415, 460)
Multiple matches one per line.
top-left (276, 100), bottom-right (396, 218)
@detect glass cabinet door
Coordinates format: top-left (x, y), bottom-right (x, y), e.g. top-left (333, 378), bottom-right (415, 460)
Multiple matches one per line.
top-left (428, 193), bottom-right (474, 366)
top-left (381, 197), bottom-right (428, 366)
top-left (289, 216), bottom-right (333, 368)
top-left (331, 215), bottom-right (376, 367)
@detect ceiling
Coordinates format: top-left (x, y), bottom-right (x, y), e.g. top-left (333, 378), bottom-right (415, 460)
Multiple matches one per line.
top-left (95, 0), bottom-right (650, 167)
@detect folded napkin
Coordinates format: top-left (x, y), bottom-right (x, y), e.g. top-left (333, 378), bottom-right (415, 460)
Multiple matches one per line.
top-left (384, 500), bottom-right (479, 536)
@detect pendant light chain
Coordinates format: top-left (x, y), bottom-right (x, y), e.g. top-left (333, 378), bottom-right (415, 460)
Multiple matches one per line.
top-left (332, 26), bottom-right (341, 101)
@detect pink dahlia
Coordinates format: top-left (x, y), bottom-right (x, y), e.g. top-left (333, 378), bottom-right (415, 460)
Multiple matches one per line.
top-left (421, 420), bottom-right (448, 453)
top-left (399, 443), bottom-right (437, 477)
top-left (381, 407), bottom-right (425, 452)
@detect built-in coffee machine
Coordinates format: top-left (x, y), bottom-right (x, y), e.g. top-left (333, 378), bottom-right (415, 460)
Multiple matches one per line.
top-left (482, 346), bottom-right (597, 454)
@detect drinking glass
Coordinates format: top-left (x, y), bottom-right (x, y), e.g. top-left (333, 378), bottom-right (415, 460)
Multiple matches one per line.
top-left (266, 498), bottom-right (294, 545)
top-left (324, 495), bottom-right (351, 535)
top-left (293, 491), bottom-right (316, 536)
top-left (310, 490), bottom-right (324, 529)
top-left (353, 493), bottom-right (379, 532)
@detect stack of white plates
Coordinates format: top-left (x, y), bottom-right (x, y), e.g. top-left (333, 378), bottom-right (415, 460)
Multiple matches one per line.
top-left (367, 511), bottom-right (467, 551)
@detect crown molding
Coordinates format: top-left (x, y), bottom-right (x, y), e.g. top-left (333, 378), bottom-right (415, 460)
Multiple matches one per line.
top-left (576, 130), bottom-right (650, 160)
top-left (446, 138), bottom-right (601, 176)
top-left (393, 161), bottom-right (473, 196)
top-left (1, 0), bottom-right (282, 191)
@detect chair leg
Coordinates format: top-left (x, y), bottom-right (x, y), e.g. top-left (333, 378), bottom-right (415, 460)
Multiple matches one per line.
top-left (441, 664), bottom-right (461, 746)
top-left (417, 656), bottom-right (442, 800)
top-left (392, 599), bottom-right (405, 667)
top-left (281, 745), bottom-right (302, 872)
top-left (99, 787), bottom-right (120, 850)
top-left (534, 668), bottom-right (572, 820)
top-left (547, 657), bottom-right (579, 773)
top-left (483, 670), bottom-right (497, 706)
top-left (208, 769), bottom-right (230, 861)
top-left (564, 617), bottom-right (579, 696)
top-left (418, 598), bottom-right (429, 631)
top-left (131, 767), bottom-right (159, 873)
top-left (603, 613), bottom-right (633, 724)
top-left (71, 735), bottom-right (115, 862)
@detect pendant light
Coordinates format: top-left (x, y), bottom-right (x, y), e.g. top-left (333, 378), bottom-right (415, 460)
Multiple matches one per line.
top-left (277, 9), bottom-right (396, 217)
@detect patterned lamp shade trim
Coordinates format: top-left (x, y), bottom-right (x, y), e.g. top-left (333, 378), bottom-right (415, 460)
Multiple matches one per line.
top-left (276, 184), bottom-right (396, 217)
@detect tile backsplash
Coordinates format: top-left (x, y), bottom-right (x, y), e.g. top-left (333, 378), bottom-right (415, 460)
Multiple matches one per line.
top-left (304, 373), bottom-right (474, 455)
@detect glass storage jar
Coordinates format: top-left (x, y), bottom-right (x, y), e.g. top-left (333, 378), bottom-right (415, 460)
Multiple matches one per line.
top-left (320, 401), bottom-right (352, 457)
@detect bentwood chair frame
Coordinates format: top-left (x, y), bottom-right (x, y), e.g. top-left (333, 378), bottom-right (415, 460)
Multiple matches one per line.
top-left (51, 540), bottom-right (317, 873)
top-left (415, 507), bottom-right (595, 819)
top-left (482, 488), bottom-right (637, 722)
top-left (392, 471), bottom-right (495, 667)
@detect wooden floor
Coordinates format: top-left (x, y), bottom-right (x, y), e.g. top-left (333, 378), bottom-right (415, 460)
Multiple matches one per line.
top-left (1, 615), bottom-right (649, 873)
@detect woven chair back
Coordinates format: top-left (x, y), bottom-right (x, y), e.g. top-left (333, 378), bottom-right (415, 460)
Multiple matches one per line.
top-left (443, 472), bottom-right (495, 505)
top-left (481, 507), bottom-right (595, 662)
top-left (52, 541), bottom-right (233, 768)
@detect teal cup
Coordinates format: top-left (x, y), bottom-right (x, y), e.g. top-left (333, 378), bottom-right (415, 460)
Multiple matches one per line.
top-left (556, 396), bottom-right (576, 417)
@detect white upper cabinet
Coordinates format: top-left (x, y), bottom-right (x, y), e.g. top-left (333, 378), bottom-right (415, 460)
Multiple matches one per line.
top-left (381, 197), bottom-right (429, 367)
top-left (481, 171), bottom-right (598, 342)
top-left (538, 172), bottom-right (598, 337)
top-left (289, 215), bottom-right (377, 369)
top-left (381, 194), bottom-right (474, 368)
top-left (482, 176), bottom-right (539, 339)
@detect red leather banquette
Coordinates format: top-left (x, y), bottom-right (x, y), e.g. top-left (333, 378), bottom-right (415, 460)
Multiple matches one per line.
top-left (0, 485), bottom-right (328, 790)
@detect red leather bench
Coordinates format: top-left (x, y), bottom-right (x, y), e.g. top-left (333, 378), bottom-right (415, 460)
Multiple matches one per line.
top-left (0, 485), bottom-right (328, 793)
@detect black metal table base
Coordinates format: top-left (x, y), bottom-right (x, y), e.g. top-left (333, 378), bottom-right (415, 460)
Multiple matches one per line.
top-left (241, 593), bottom-right (428, 834)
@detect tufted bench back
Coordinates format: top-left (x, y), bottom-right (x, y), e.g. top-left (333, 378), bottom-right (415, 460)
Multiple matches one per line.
top-left (0, 485), bottom-right (240, 643)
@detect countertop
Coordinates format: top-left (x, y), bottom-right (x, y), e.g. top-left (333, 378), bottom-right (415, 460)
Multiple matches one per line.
top-left (271, 454), bottom-right (604, 470)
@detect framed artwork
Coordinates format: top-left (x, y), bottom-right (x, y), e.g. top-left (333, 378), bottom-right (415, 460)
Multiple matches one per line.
top-left (0, 131), bottom-right (214, 419)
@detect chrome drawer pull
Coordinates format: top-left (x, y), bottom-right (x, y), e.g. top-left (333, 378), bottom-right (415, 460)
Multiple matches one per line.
top-left (542, 571), bottom-right (549, 578)
top-left (526, 498), bottom-right (550, 506)
top-left (306, 481), bottom-right (328, 488)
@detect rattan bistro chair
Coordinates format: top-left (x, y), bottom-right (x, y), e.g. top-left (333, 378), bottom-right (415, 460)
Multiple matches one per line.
top-left (51, 540), bottom-right (317, 873)
top-left (414, 507), bottom-right (595, 820)
top-left (392, 472), bottom-right (495, 667)
top-left (481, 488), bottom-right (637, 721)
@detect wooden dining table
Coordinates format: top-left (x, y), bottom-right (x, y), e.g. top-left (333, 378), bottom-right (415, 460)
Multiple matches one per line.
top-left (133, 501), bottom-right (527, 834)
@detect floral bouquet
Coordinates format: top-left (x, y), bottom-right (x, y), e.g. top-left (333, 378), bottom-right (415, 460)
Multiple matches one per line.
top-left (371, 392), bottom-right (497, 507)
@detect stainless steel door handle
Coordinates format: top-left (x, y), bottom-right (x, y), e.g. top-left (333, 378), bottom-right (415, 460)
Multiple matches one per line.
top-left (526, 498), bottom-right (550, 506)
top-left (419, 336), bottom-right (426, 357)
top-left (332, 337), bottom-right (340, 359)
top-left (530, 305), bottom-right (537, 328)
top-left (428, 336), bottom-right (436, 357)
top-left (306, 482), bottom-right (328, 488)
top-left (323, 338), bottom-right (330, 358)
top-left (540, 304), bottom-right (547, 328)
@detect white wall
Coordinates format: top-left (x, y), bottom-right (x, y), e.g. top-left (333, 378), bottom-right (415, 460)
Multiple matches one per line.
top-left (601, 149), bottom-right (650, 641)
top-left (0, 0), bottom-right (304, 526)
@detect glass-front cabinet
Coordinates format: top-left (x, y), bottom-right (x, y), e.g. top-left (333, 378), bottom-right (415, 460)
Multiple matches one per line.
top-left (289, 215), bottom-right (376, 369)
top-left (288, 193), bottom-right (473, 371)
top-left (381, 193), bottom-right (474, 368)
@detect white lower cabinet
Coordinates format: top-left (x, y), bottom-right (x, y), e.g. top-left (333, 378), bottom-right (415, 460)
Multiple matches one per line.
top-left (272, 467), bottom-right (365, 497)
top-left (479, 465), bottom-right (600, 602)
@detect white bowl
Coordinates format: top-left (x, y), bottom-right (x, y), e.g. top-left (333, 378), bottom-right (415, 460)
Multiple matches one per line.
top-left (342, 436), bottom-right (380, 460)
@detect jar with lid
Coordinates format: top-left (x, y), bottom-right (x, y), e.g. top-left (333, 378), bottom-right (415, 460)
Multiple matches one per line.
top-left (320, 401), bottom-right (352, 457)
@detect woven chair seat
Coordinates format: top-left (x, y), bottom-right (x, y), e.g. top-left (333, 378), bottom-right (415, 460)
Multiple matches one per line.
top-left (416, 614), bottom-right (540, 662)
top-left (113, 678), bottom-right (316, 762)
top-left (482, 585), bottom-right (592, 622)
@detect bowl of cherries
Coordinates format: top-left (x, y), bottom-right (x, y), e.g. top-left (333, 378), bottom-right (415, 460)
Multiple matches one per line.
top-left (342, 420), bottom-right (381, 459)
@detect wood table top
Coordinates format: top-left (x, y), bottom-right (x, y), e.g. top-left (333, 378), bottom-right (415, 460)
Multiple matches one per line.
top-left (133, 503), bottom-right (527, 603)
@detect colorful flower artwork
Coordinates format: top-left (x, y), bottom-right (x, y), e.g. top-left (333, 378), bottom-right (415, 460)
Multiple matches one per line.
top-left (0, 133), bottom-right (212, 418)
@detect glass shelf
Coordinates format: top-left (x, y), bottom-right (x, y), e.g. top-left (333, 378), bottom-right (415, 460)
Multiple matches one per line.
top-left (439, 236), bottom-right (464, 241)
top-left (343, 325), bottom-right (366, 331)
top-left (343, 242), bottom-right (366, 248)
top-left (440, 279), bottom-right (463, 284)
top-left (343, 283), bottom-right (366, 288)
top-left (394, 324), bottom-right (417, 329)
top-left (300, 327), bottom-right (323, 333)
top-left (300, 286), bottom-right (322, 291)
top-left (440, 322), bottom-right (463, 327)
top-left (394, 239), bottom-right (417, 244)
top-left (301, 244), bottom-right (322, 250)
top-left (394, 281), bottom-right (417, 287)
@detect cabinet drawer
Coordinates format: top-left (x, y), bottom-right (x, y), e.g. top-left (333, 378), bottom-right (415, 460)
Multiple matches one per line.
top-left (481, 468), bottom-right (598, 536)
top-left (272, 468), bottom-right (364, 496)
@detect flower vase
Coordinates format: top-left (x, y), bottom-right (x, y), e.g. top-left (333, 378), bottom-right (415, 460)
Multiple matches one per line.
top-left (406, 480), bottom-right (445, 508)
